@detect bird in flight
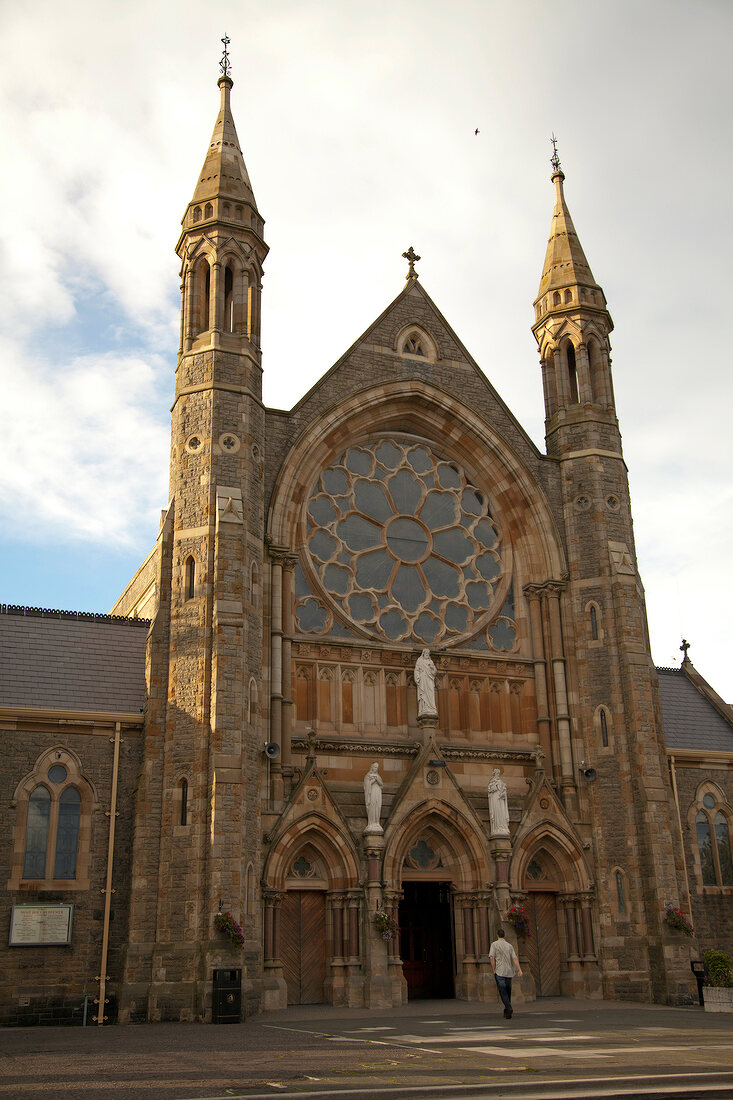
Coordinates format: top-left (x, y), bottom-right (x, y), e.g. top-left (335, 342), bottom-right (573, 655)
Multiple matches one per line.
top-left (474, 128), bottom-right (479, 135)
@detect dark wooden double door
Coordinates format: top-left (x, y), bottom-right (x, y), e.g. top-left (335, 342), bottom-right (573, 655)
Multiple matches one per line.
top-left (524, 891), bottom-right (561, 997)
top-left (399, 881), bottom-right (455, 999)
top-left (281, 890), bottom-right (327, 1005)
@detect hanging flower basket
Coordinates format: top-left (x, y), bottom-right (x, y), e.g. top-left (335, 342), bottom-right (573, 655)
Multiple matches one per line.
top-left (505, 904), bottom-right (530, 938)
top-left (214, 911), bottom-right (245, 949)
top-left (374, 910), bottom-right (399, 942)
top-left (663, 905), bottom-right (694, 937)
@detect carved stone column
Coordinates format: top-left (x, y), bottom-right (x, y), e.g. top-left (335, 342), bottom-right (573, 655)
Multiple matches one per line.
top-left (362, 834), bottom-right (392, 1008)
top-left (268, 549), bottom-right (287, 803)
top-left (281, 555), bottom-right (297, 791)
top-left (560, 894), bottom-right (580, 962)
top-left (210, 259), bottom-right (223, 336)
top-left (579, 891), bottom-right (597, 962)
top-left (262, 889), bottom-right (286, 1011)
top-left (524, 584), bottom-right (552, 764)
top-left (545, 582), bottom-right (578, 814)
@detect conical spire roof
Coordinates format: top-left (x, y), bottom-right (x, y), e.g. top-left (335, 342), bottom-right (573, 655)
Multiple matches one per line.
top-left (536, 169), bottom-right (600, 301)
top-left (190, 75), bottom-right (258, 211)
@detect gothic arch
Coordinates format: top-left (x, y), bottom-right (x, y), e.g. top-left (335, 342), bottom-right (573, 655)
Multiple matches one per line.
top-left (383, 798), bottom-right (488, 891)
top-left (10, 745), bottom-right (97, 892)
top-left (510, 821), bottom-right (591, 893)
top-left (394, 322), bottom-right (439, 361)
top-left (263, 812), bottom-right (360, 892)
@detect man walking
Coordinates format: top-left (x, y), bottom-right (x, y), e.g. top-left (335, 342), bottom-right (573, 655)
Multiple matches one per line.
top-left (489, 927), bottom-right (522, 1019)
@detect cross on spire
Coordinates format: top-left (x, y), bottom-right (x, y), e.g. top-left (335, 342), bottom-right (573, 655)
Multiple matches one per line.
top-left (550, 132), bottom-right (561, 174)
top-left (680, 638), bottom-right (691, 662)
top-left (220, 34), bottom-right (231, 78)
top-left (402, 246), bottom-right (420, 281)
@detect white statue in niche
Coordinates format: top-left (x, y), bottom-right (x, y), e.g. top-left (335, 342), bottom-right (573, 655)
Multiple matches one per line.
top-left (414, 648), bottom-right (438, 717)
top-left (363, 762), bottom-right (384, 835)
top-left (487, 768), bottom-right (510, 836)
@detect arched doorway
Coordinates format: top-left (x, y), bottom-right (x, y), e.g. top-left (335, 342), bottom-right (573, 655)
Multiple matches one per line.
top-left (263, 813), bottom-right (361, 1009)
top-left (512, 832), bottom-right (598, 1000)
top-left (385, 802), bottom-right (490, 1003)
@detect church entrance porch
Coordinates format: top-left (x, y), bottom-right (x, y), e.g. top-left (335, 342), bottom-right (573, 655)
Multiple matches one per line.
top-left (281, 890), bottom-right (327, 1005)
top-left (398, 881), bottom-right (454, 1000)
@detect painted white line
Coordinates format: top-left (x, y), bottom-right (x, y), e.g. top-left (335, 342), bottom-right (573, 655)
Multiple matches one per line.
top-left (464, 1044), bottom-right (608, 1060)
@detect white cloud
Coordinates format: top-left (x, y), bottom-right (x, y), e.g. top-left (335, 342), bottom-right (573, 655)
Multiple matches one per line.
top-left (0, 0), bottom-right (731, 700)
top-left (0, 339), bottom-right (169, 545)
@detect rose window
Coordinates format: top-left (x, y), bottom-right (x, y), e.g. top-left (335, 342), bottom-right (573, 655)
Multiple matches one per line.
top-left (302, 439), bottom-right (510, 646)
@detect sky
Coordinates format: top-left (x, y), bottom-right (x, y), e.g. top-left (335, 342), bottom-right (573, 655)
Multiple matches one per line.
top-left (1, 0), bottom-right (731, 700)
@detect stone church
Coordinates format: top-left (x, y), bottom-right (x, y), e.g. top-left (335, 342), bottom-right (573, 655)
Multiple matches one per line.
top-left (1, 67), bottom-right (732, 1025)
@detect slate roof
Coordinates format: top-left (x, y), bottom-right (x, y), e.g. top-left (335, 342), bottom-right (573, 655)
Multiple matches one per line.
top-left (0, 606), bottom-right (148, 715)
top-left (658, 665), bottom-right (733, 753)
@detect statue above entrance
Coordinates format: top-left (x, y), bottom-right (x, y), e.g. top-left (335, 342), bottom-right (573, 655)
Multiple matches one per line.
top-left (414, 648), bottom-right (438, 717)
top-left (363, 762), bottom-right (384, 835)
top-left (488, 768), bottom-right (510, 836)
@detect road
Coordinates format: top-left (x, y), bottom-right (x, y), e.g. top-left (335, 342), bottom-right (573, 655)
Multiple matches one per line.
top-left (2, 998), bottom-right (733, 1099)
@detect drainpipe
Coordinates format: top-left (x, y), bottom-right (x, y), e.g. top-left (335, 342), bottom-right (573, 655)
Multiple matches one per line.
top-left (97, 721), bottom-right (122, 1025)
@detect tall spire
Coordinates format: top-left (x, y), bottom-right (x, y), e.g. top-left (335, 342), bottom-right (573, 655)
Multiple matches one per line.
top-left (532, 142), bottom-right (616, 444)
top-left (188, 71), bottom-right (259, 214)
top-left (536, 152), bottom-right (601, 303)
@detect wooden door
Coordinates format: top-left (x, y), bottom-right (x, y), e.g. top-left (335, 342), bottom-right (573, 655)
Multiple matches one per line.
top-left (281, 891), bottom-right (327, 1005)
top-left (399, 882), bottom-right (454, 1000)
top-left (526, 892), bottom-right (561, 997)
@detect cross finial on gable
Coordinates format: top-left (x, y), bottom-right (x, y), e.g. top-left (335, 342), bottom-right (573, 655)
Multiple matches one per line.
top-left (220, 34), bottom-right (231, 78)
top-left (550, 132), bottom-right (561, 174)
top-left (402, 246), bottom-right (420, 281)
top-left (680, 638), bottom-right (691, 662)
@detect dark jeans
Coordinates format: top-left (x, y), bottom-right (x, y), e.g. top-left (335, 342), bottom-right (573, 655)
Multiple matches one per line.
top-left (494, 974), bottom-right (513, 1012)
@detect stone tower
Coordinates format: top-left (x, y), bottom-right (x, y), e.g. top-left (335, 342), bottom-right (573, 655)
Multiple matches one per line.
top-left (532, 158), bottom-right (693, 1002)
top-left (119, 69), bottom-right (268, 1022)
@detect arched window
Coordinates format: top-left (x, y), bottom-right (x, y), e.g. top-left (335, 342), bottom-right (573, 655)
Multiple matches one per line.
top-left (194, 259), bottom-right (210, 334)
top-left (566, 342), bottom-right (579, 403)
top-left (180, 778), bottom-right (188, 827)
top-left (250, 561), bottom-right (259, 601)
top-left (246, 862), bottom-right (256, 916)
top-left (224, 266), bottom-right (234, 333)
top-left (564, 289), bottom-right (572, 304)
top-left (553, 291), bottom-right (561, 305)
top-left (403, 338), bottom-right (425, 355)
top-left (590, 605), bottom-right (599, 640)
top-left (193, 206), bottom-right (202, 223)
top-left (615, 869), bottom-right (626, 915)
top-left (248, 678), bottom-right (258, 724)
top-left (185, 555), bottom-right (196, 600)
top-left (587, 339), bottom-right (602, 403)
top-left (204, 202), bottom-right (213, 219)
top-left (694, 789), bottom-right (733, 887)
top-left (20, 769), bottom-right (81, 881)
top-left (600, 708), bottom-right (609, 747)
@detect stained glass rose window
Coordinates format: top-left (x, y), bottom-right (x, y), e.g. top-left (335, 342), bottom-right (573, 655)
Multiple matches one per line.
top-left (302, 439), bottom-right (510, 646)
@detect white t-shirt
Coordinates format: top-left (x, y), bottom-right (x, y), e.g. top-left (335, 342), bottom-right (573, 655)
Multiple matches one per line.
top-left (489, 938), bottom-right (518, 978)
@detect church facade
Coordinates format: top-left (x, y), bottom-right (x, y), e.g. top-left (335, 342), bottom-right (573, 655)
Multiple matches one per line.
top-left (2, 70), bottom-right (732, 1025)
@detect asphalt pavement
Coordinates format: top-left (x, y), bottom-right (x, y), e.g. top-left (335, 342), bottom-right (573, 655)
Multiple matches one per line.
top-left (2, 997), bottom-right (733, 1100)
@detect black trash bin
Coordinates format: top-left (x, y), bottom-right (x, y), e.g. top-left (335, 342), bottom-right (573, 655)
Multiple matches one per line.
top-left (212, 968), bottom-right (242, 1024)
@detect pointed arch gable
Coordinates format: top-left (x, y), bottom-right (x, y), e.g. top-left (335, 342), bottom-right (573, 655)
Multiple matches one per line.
top-left (382, 797), bottom-right (488, 891)
top-left (510, 820), bottom-right (591, 892)
top-left (263, 811), bottom-right (360, 891)
top-left (267, 380), bottom-right (565, 584)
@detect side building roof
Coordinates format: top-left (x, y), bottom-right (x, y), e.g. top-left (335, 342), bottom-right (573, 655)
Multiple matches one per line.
top-left (657, 663), bottom-right (733, 753)
top-left (0, 605), bottom-right (149, 715)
